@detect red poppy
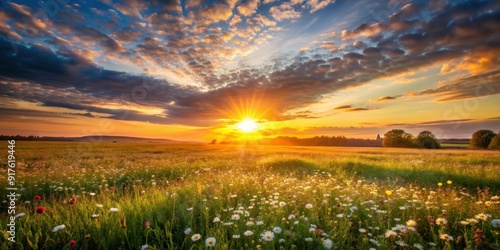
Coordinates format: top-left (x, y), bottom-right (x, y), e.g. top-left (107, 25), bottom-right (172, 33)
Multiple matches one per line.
top-left (35, 206), bottom-right (46, 214)
top-left (145, 221), bottom-right (150, 228)
top-left (69, 240), bottom-right (76, 247)
top-left (69, 198), bottom-right (76, 205)
top-left (34, 195), bottom-right (41, 201)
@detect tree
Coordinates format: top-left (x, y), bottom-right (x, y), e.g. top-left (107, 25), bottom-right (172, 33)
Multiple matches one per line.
top-left (470, 130), bottom-right (496, 149)
top-left (488, 133), bottom-right (500, 150)
top-left (416, 131), bottom-right (441, 149)
top-left (382, 129), bottom-right (415, 148)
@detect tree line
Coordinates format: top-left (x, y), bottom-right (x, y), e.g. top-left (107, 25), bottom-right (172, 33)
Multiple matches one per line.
top-left (382, 129), bottom-right (500, 149)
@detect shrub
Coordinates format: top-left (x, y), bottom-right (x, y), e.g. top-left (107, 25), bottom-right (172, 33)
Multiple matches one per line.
top-left (470, 130), bottom-right (496, 149)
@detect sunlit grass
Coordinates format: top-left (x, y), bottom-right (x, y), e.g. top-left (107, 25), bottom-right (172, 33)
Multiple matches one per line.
top-left (1, 142), bottom-right (499, 249)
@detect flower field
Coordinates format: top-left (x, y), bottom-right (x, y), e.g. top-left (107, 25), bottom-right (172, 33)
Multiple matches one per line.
top-left (1, 142), bottom-right (500, 249)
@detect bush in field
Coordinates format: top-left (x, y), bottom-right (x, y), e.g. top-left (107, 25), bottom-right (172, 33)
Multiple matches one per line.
top-left (416, 131), bottom-right (441, 149)
top-left (382, 129), bottom-right (415, 148)
top-left (489, 133), bottom-right (500, 150)
top-left (470, 129), bottom-right (496, 149)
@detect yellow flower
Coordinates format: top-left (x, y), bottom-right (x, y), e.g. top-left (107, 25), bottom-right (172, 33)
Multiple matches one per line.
top-left (386, 190), bottom-right (393, 196)
top-left (447, 180), bottom-right (452, 185)
top-left (438, 183), bottom-right (443, 187)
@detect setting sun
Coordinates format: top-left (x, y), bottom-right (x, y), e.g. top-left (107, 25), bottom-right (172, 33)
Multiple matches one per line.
top-left (237, 119), bottom-right (259, 133)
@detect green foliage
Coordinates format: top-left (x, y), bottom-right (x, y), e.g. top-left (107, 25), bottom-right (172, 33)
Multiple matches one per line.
top-left (415, 131), bottom-right (441, 149)
top-left (470, 129), bottom-right (496, 149)
top-left (488, 133), bottom-right (500, 150)
top-left (382, 129), bottom-right (415, 148)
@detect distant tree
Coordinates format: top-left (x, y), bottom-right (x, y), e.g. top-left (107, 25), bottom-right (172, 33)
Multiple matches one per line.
top-left (470, 129), bottom-right (496, 149)
top-left (382, 129), bottom-right (415, 148)
top-left (415, 131), bottom-right (441, 149)
top-left (210, 139), bottom-right (217, 144)
top-left (488, 133), bottom-right (500, 150)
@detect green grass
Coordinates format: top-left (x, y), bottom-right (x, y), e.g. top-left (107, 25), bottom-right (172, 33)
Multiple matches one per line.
top-left (1, 142), bottom-right (499, 249)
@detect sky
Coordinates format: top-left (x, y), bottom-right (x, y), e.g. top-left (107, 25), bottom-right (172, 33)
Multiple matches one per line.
top-left (0, 0), bottom-right (499, 141)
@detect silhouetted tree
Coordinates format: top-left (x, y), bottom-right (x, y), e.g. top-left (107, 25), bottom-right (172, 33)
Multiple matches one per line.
top-left (488, 133), bottom-right (500, 150)
top-left (470, 130), bottom-right (496, 149)
top-left (416, 131), bottom-right (441, 149)
top-left (210, 139), bottom-right (217, 144)
top-left (382, 129), bottom-right (415, 148)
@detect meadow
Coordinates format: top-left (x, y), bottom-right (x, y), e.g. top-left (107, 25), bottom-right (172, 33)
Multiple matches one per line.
top-left (1, 142), bottom-right (500, 249)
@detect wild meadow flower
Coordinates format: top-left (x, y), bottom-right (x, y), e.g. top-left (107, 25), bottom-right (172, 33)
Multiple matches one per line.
top-left (460, 220), bottom-right (470, 225)
top-left (69, 240), bottom-right (76, 247)
top-left (91, 214), bottom-right (99, 218)
top-left (191, 234), bottom-right (201, 241)
top-left (305, 203), bottom-right (313, 209)
top-left (439, 234), bottom-right (453, 241)
top-left (386, 190), bottom-right (393, 196)
top-left (232, 214), bottom-right (240, 220)
top-left (141, 244), bottom-right (149, 250)
top-left (406, 219), bottom-right (417, 227)
top-left (359, 228), bottom-right (367, 233)
top-left (436, 218), bottom-right (448, 225)
top-left (145, 221), bottom-right (150, 228)
top-left (96, 204), bottom-right (103, 208)
top-left (110, 208), bottom-right (119, 212)
top-left (323, 239), bottom-right (333, 249)
top-left (438, 182), bottom-right (443, 187)
top-left (256, 221), bottom-right (264, 225)
top-left (89, 192), bottom-right (96, 196)
top-left (205, 237), bottom-right (216, 247)
top-left (52, 225), bottom-right (66, 232)
top-left (35, 206), bottom-right (46, 214)
top-left (305, 237), bottom-right (313, 242)
top-left (184, 228), bottom-right (192, 235)
top-left (69, 197), bottom-right (77, 205)
top-left (232, 234), bottom-right (240, 239)
top-left (475, 213), bottom-right (490, 221)
top-left (213, 217), bottom-right (220, 223)
top-left (34, 195), bottom-right (41, 201)
top-left (273, 226), bottom-right (282, 234)
top-left (261, 231), bottom-right (274, 241)
top-left (447, 180), bottom-right (452, 185)
top-left (385, 230), bottom-right (398, 238)
top-left (244, 230), bottom-right (253, 236)
top-left (492, 219), bottom-right (500, 228)
top-left (413, 243), bottom-right (424, 250)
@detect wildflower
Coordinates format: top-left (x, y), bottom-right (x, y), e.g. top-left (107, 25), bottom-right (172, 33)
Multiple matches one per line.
top-left (436, 217), bottom-right (448, 225)
top-left (385, 190), bottom-right (392, 196)
top-left (256, 221), bottom-right (264, 225)
top-left (145, 221), bottom-right (150, 228)
top-left (232, 234), bottom-right (240, 239)
top-left (91, 214), bottom-right (99, 218)
top-left (52, 224), bottom-right (66, 232)
top-left (273, 227), bottom-right (282, 234)
top-left (69, 197), bottom-right (76, 205)
top-left (323, 239), bottom-right (333, 249)
top-left (305, 203), bottom-right (313, 209)
top-left (205, 237), bottom-right (216, 247)
top-left (223, 222), bottom-right (233, 226)
top-left (467, 218), bottom-right (479, 224)
top-left (359, 228), bottom-right (367, 233)
top-left (244, 230), bottom-right (253, 236)
top-left (34, 195), bottom-right (41, 201)
top-left (69, 240), bottom-right (76, 247)
top-left (279, 201), bottom-right (286, 207)
top-left (36, 206), bottom-right (46, 214)
top-left (110, 208), bottom-right (119, 212)
top-left (89, 192), bottom-right (96, 196)
top-left (191, 234), bottom-right (201, 241)
top-left (406, 219), bottom-right (417, 227)
top-left (492, 219), bottom-right (500, 228)
top-left (305, 237), bottom-right (313, 242)
top-left (213, 217), bottom-right (220, 223)
top-left (184, 228), bottom-right (192, 235)
top-left (261, 231), bottom-right (275, 241)
top-left (460, 220), bottom-right (469, 225)
top-left (447, 180), bottom-right (452, 185)
top-left (232, 214), bottom-right (240, 220)
top-left (14, 213), bottom-right (25, 219)
top-left (279, 239), bottom-right (285, 243)
top-left (439, 234), bottom-right (453, 241)
top-left (96, 204), bottom-right (103, 208)
top-left (396, 240), bottom-right (408, 247)
top-left (474, 213), bottom-right (490, 221)
top-left (428, 242), bottom-right (437, 246)
top-left (413, 243), bottom-right (424, 250)
top-left (385, 230), bottom-right (398, 238)
top-left (141, 244), bottom-right (149, 250)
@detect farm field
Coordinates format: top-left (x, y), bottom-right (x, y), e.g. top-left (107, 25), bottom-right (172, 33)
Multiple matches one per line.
top-left (1, 142), bottom-right (500, 249)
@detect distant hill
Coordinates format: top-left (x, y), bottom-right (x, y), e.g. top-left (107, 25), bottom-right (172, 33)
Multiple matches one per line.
top-left (0, 135), bottom-right (200, 144)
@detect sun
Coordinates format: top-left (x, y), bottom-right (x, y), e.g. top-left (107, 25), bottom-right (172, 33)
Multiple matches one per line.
top-left (237, 119), bottom-right (259, 133)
